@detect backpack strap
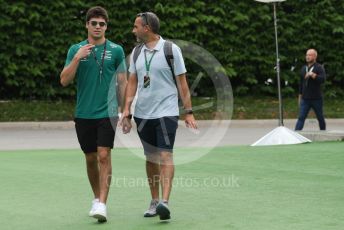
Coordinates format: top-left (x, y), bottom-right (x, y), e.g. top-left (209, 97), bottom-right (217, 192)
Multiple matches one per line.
top-left (133, 43), bottom-right (144, 70)
top-left (164, 40), bottom-right (182, 105)
top-left (163, 40), bottom-right (175, 81)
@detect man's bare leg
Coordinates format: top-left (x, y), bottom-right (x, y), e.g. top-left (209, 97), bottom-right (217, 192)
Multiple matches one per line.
top-left (146, 153), bottom-right (161, 200)
top-left (97, 146), bottom-right (112, 204)
top-left (160, 151), bottom-right (174, 202)
top-left (85, 152), bottom-right (100, 199)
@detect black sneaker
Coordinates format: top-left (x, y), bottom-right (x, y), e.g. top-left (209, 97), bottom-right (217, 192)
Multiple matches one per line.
top-left (156, 202), bottom-right (171, 221)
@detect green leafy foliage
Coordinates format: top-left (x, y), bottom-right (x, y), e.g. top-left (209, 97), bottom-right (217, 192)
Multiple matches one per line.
top-left (1, 0), bottom-right (343, 99)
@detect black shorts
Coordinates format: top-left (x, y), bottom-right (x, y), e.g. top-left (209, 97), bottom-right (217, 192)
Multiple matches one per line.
top-left (74, 117), bottom-right (118, 154)
top-left (134, 116), bottom-right (178, 155)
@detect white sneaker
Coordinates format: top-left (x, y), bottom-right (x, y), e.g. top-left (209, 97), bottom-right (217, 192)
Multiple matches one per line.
top-left (92, 202), bottom-right (107, 222)
top-left (88, 198), bottom-right (99, 217)
top-left (143, 199), bottom-right (159, 217)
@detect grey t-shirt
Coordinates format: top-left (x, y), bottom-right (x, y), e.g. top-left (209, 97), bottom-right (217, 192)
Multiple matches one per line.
top-left (128, 37), bottom-right (187, 119)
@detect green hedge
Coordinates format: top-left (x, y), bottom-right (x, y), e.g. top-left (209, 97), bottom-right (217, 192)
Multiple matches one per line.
top-left (1, 0), bottom-right (344, 99)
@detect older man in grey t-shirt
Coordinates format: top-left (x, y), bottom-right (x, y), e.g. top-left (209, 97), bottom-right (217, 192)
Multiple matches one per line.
top-left (129, 36), bottom-right (185, 118)
top-left (121, 12), bottom-right (197, 221)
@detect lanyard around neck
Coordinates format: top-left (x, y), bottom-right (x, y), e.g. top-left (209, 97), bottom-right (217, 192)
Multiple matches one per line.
top-left (144, 49), bottom-right (156, 74)
top-left (306, 65), bottom-right (314, 73)
top-left (88, 40), bottom-right (107, 82)
top-left (305, 65), bottom-right (314, 87)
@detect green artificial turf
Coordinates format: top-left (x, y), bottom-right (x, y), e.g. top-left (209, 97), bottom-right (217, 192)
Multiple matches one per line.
top-left (0, 142), bottom-right (343, 229)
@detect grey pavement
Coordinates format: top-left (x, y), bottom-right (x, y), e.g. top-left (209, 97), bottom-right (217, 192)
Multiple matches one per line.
top-left (0, 119), bottom-right (343, 151)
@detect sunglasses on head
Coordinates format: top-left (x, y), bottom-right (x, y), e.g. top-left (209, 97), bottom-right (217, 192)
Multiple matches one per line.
top-left (89, 21), bottom-right (107, 27)
top-left (137, 12), bottom-right (149, 26)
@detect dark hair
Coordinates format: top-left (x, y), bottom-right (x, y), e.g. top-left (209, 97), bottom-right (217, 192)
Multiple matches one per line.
top-left (137, 12), bottom-right (160, 34)
top-left (86, 6), bottom-right (109, 22)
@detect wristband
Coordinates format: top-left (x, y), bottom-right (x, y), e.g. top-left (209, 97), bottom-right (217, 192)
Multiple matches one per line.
top-left (185, 109), bottom-right (193, 115)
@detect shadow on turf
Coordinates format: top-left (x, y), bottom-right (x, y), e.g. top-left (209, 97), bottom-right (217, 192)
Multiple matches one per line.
top-left (156, 221), bottom-right (170, 225)
top-left (88, 218), bottom-right (170, 226)
top-left (89, 219), bottom-right (107, 225)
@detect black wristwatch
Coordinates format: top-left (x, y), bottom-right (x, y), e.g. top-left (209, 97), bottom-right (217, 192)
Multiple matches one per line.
top-left (185, 109), bottom-right (193, 115)
top-left (126, 114), bottom-right (133, 119)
